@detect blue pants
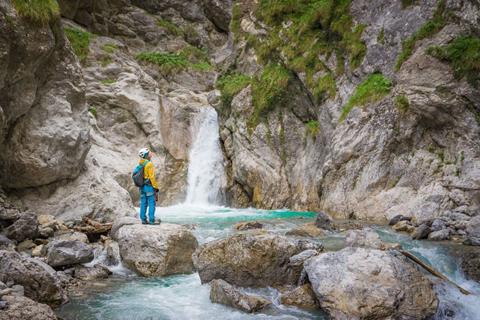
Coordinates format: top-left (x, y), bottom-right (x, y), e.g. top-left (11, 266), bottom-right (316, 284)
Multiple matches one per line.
top-left (139, 192), bottom-right (156, 224)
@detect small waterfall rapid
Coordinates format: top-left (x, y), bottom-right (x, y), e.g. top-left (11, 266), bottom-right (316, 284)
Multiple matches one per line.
top-left (185, 107), bottom-right (226, 205)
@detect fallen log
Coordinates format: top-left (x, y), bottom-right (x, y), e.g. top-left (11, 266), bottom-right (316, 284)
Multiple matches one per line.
top-left (399, 250), bottom-right (471, 295)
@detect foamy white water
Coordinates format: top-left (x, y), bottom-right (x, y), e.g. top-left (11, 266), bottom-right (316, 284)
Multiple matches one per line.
top-left (185, 107), bottom-right (226, 205)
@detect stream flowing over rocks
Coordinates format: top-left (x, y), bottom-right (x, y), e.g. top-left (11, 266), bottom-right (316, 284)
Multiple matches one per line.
top-left (1, 0), bottom-right (480, 319)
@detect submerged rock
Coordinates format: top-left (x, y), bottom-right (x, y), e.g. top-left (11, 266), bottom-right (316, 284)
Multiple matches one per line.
top-left (0, 295), bottom-right (57, 320)
top-left (193, 232), bottom-right (322, 287)
top-left (209, 279), bottom-right (271, 313)
top-left (392, 220), bottom-right (415, 233)
top-left (116, 223), bottom-right (198, 276)
top-left (345, 228), bottom-right (401, 250)
top-left (286, 222), bottom-right (325, 238)
top-left (46, 240), bottom-right (94, 267)
top-left (280, 284), bottom-right (318, 309)
top-left (305, 247), bottom-right (438, 320)
top-left (314, 212), bottom-right (333, 230)
top-left (233, 221), bottom-right (263, 231)
top-left (0, 250), bottom-right (66, 305)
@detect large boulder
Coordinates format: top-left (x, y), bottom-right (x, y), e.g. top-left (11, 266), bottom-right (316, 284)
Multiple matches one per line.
top-left (73, 264), bottom-right (112, 281)
top-left (305, 247), bottom-right (438, 319)
top-left (116, 223), bottom-right (198, 276)
top-left (5, 212), bottom-right (39, 242)
top-left (0, 295), bottom-right (57, 320)
top-left (193, 232), bottom-right (323, 287)
top-left (46, 240), bottom-right (94, 267)
top-left (0, 251), bottom-right (66, 305)
top-left (345, 228), bottom-right (401, 250)
top-left (286, 222), bottom-right (325, 238)
top-left (209, 279), bottom-right (271, 313)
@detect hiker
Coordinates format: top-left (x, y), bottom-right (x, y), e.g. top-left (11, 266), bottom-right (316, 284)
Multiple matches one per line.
top-left (133, 148), bottom-right (159, 225)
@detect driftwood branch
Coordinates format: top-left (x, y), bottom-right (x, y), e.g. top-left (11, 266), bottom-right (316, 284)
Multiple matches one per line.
top-left (399, 250), bottom-right (471, 295)
top-left (74, 218), bottom-right (112, 234)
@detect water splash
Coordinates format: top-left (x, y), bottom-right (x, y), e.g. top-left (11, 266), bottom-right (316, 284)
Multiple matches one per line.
top-left (185, 107), bottom-right (226, 205)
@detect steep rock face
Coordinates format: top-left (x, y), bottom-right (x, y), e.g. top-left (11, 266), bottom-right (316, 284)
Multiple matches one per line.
top-left (216, 0), bottom-right (480, 229)
top-left (0, 1), bottom-right (90, 189)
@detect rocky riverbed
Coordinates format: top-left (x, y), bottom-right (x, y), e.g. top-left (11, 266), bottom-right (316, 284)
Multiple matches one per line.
top-left (1, 203), bottom-right (473, 320)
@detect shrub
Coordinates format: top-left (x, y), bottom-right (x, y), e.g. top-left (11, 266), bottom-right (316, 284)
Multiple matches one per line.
top-left (313, 73), bottom-right (337, 103)
top-left (395, 95), bottom-right (410, 113)
top-left (377, 28), bottom-right (385, 45)
top-left (12, 0), bottom-right (59, 25)
top-left (64, 27), bottom-right (92, 62)
top-left (136, 52), bottom-right (189, 74)
top-left (395, 0), bottom-right (447, 71)
top-left (306, 120), bottom-right (320, 137)
top-left (101, 78), bottom-right (116, 85)
top-left (88, 106), bottom-right (97, 118)
top-left (216, 73), bottom-right (252, 108)
top-left (249, 64), bottom-right (291, 129)
top-left (339, 73), bottom-right (392, 122)
top-left (401, 0), bottom-right (416, 9)
top-left (427, 35), bottom-right (480, 88)
top-left (157, 18), bottom-right (183, 36)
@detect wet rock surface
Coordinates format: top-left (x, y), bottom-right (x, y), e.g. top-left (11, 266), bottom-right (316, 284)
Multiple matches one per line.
top-left (116, 223), bottom-right (198, 276)
top-left (0, 294), bottom-right (57, 320)
top-left (209, 279), bottom-right (271, 313)
top-left (193, 232), bottom-right (323, 287)
top-left (305, 247), bottom-right (438, 319)
top-left (280, 284), bottom-right (318, 309)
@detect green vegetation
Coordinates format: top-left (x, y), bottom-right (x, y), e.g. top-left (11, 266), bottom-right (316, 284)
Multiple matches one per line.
top-left (64, 27), bottom-right (92, 62)
top-left (306, 120), bottom-right (320, 137)
top-left (216, 73), bottom-right (252, 108)
top-left (12, 0), bottom-right (59, 25)
top-left (377, 28), bottom-right (385, 45)
top-left (427, 35), bottom-right (480, 88)
top-left (395, 95), bottom-right (410, 113)
top-left (88, 106), bottom-right (97, 118)
top-left (313, 73), bottom-right (336, 103)
top-left (395, 0), bottom-right (447, 71)
top-left (401, 0), bottom-right (415, 9)
top-left (100, 57), bottom-right (113, 67)
top-left (249, 64), bottom-right (291, 129)
top-left (101, 43), bottom-right (118, 54)
top-left (136, 46), bottom-right (212, 74)
top-left (157, 18), bottom-right (183, 36)
top-left (232, 0), bottom-right (365, 104)
top-left (339, 73), bottom-right (392, 122)
top-left (101, 78), bottom-right (116, 85)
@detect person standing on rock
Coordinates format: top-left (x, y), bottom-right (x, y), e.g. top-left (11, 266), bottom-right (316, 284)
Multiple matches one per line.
top-left (134, 148), bottom-right (159, 225)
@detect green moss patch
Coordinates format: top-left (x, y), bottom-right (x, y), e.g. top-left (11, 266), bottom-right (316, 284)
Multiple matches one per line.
top-left (216, 73), bottom-right (252, 108)
top-left (88, 106), bottom-right (97, 118)
top-left (101, 43), bottom-right (118, 54)
top-left (395, 0), bottom-right (447, 71)
top-left (306, 120), bottom-right (320, 136)
top-left (401, 0), bottom-right (416, 9)
top-left (136, 46), bottom-right (212, 74)
top-left (64, 27), bottom-right (92, 63)
top-left (12, 0), bottom-right (59, 25)
top-left (378, 28), bottom-right (385, 45)
top-left (157, 18), bottom-right (183, 36)
top-left (395, 95), bottom-right (410, 113)
top-left (427, 35), bottom-right (480, 88)
top-left (249, 63), bottom-right (292, 130)
top-left (339, 73), bottom-right (392, 122)
top-left (101, 78), bottom-right (116, 85)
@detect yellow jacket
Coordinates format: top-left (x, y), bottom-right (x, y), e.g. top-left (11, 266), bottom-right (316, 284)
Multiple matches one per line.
top-left (139, 159), bottom-right (159, 190)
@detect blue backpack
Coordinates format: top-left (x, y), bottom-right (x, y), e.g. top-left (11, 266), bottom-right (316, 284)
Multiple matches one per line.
top-left (132, 161), bottom-right (149, 187)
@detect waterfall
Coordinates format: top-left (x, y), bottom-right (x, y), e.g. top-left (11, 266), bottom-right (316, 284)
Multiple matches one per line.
top-left (185, 107), bottom-right (226, 205)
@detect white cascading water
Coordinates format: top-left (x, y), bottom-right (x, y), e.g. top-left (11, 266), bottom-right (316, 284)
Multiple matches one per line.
top-left (184, 107), bottom-right (226, 205)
